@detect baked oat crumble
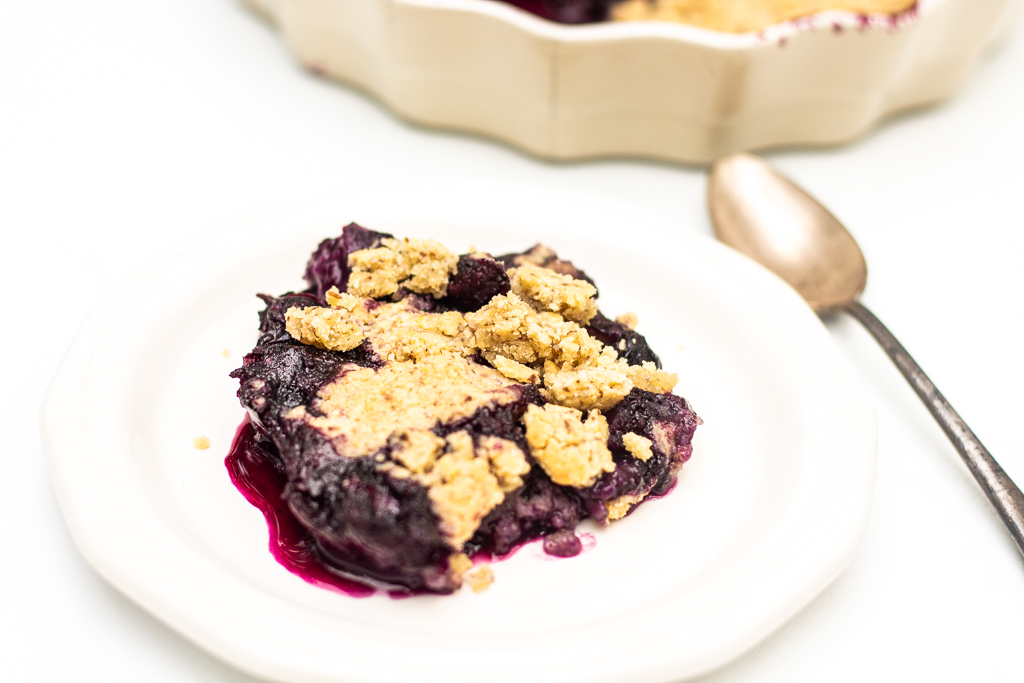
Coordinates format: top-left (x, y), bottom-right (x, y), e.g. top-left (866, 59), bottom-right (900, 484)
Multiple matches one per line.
top-left (509, 263), bottom-right (598, 324)
top-left (285, 306), bottom-right (365, 352)
top-left (522, 404), bottom-right (615, 487)
top-left (615, 312), bottom-right (639, 330)
top-left (466, 564), bottom-right (495, 593)
top-left (605, 493), bottom-right (646, 521)
top-left (347, 237), bottom-right (457, 299)
top-left (611, 0), bottom-right (916, 32)
top-left (622, 432), bottom-right (654, 461)
top-left (230, 223), bottom-right (700, 595)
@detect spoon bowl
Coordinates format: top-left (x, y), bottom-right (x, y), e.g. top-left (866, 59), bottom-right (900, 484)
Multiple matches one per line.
top-left (708, 153), bottom-right (866, 312)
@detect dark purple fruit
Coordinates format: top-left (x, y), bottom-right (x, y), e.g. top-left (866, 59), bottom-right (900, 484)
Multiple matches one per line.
top-left (304, 223), bottom-right (393, 298)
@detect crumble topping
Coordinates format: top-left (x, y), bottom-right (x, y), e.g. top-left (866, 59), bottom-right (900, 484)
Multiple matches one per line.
top-left (610, 0), bottom-right (917, 32)
top-left (508, 244), bottom-right (557, 267)
top-left (615, 312), bottom-right (638, 330)
top-left (362, 301), bottom-right (475, 362)
top-left (542, 351), bottom-right (677, 411)
top-left (290, 285), bottom-right (676, 413)
top-left (325, 287), bottom-right (364, 312)
top-left (193, 436), bottom-right (211, 450)
top-left (448, 552), bottom-right (473, 576)
top-left (422, 431), bottom-right (505, 548)
top-left (466, 564), bottom-right (495, 593)
top-left (522, 404), bottom-right (615, 487)
top-left (509, 263), bottom-right (598, 324)
top-left (542, 358), bottom-right (633, 411)
top-left (622, 432), bottom-right (654, 461)
top-left (490, 354), bottom-right (539, 384)
top-left (291, 354), bottom-right (522, 457)
top-left (606, 493), bottom-right (647, 521)
top-left (347, 237), bottom-right (458, 298)
top-left (285, 306), bottom-right (366, 352)
top-left (477, 436), bottom-right (531, 492)
top-left (277, 233), bottom-right (691, 557)
top-left (389, 429), bottom-right (446, 473)
top-left (466, 293), bottom-right (604, 368)
top-left (624, 361), bottom-right (678, 394)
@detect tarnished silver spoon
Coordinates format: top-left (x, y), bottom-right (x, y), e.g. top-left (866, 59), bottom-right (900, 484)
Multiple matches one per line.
top-left (708, 152), bottom-right (1024, 559)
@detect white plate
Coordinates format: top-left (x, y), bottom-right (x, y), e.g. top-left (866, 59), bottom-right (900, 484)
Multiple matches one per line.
top-left (42, 180), bottom-right (876, 683)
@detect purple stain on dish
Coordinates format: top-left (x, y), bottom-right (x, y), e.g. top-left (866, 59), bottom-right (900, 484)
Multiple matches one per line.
top-left (225, 418), bottom-right (376, 598)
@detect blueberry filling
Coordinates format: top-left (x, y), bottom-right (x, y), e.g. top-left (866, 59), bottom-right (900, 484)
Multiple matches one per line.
top-left (498, 0), bottom-right (616, 25)
top-left (229, 224), bottom-right (699, 595)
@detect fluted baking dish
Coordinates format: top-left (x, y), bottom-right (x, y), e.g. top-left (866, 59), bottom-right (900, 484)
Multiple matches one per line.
top-left (243, 0), bottom-right (1020, 163)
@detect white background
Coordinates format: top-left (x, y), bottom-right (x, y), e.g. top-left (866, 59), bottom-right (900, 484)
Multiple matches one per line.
top-left (2, 1), bottom-right (1023, 681)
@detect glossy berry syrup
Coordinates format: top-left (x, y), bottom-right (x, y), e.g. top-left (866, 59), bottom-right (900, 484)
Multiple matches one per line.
top-left (225, 417), bottom-right (376, 598)
top-left (226, 416), bottom-right (596, 596)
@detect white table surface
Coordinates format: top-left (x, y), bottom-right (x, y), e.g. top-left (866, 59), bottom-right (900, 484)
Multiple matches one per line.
top-left (3, 1), bottom-right (1023, 681)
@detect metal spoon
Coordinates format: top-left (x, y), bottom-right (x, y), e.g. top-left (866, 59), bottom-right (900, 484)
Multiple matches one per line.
top-left (707, 152), bottom-right (1024, 559)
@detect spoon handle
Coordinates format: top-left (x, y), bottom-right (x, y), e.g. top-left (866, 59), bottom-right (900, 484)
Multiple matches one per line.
top-left (844, 300), bottom-right (1024, 558)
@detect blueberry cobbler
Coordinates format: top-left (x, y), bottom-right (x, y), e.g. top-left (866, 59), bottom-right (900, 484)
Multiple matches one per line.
top-left (495, 0), bottom-right (916, 31)
top-left (229, 224), bottom-right (699, 595)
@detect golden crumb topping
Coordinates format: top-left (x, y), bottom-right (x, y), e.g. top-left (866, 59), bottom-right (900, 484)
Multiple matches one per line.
top-left (466, 293), bottom-right (604, 368)
top-left (542, 363), bottom-right (633, 412)
top-left (448, 552), bottom-right (473, 576)
top-left (522, 404), bottom-right (615, 487)
top-left (622, 432), bottom-right (654, 461)
top-left (615, 312), bottom-right (639, 330)
top-left (509, 263), bottom-right (598, 324)
top-left (605, 493), bottom-right (647, 521)
top-left (466, 564), bottom-right (495, 593)
top-left (347, 237), bottom-right (458, 298)
top-left (193, 436), bottom-right (211, 450)
top-left (611, 0), bottom-right (916, 32)
top-left (422, 432), bottom-right (505, 548)
top-left (540, 350), bottom-right (676, 412)
top-left (346, 246), bottom-right (406, 299)
top-left (389, 429), bottom-right (446, 473)
top-left (365, 302), bottom-right (476, 363)
top-left (489, 354), bottom-right (540, 384)
top-left (325, 287), bottom-right (365, 312)
top-left (448, 553), bottom-right (495, 592)
top-left (279, 236), bottom-right (687, 546)
top-left (285, 306), bottom-right (366, 352)
top-left (477, 436), bottom-right (531, 492)
top-left (293, 354), bottom-right (523, 457)
top-left (625, 362), bottom-right (678, 394)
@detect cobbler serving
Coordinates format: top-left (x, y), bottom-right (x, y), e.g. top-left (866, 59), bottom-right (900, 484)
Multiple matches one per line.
top-left (229, 224), bottom-right (700, 595)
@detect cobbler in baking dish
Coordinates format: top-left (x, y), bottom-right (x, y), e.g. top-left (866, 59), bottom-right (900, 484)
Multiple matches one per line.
top-left (499, 0), bottom-right (917, 31)
top-left (229, 223), bottom-right (700, 595)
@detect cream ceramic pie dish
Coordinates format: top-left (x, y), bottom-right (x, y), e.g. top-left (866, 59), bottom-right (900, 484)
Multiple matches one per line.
top-left (243, 0), bottom-right (1019, 163)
